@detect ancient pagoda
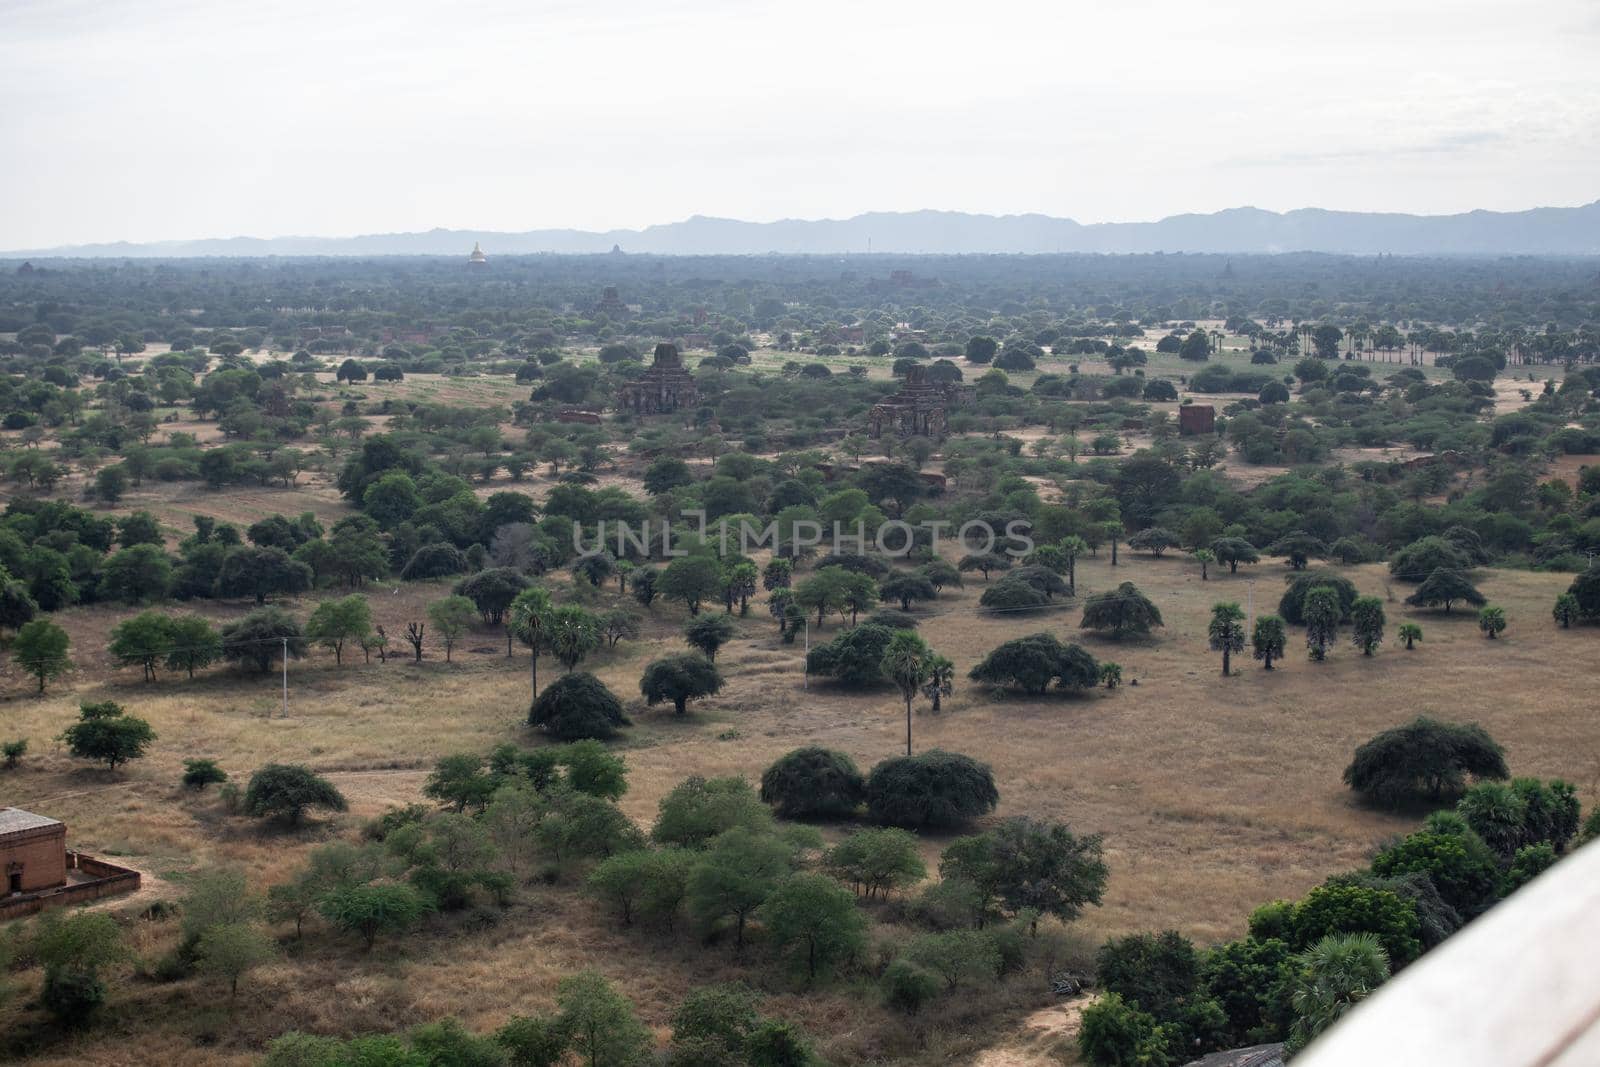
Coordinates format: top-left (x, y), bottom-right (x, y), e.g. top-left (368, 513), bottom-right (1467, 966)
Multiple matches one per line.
top-left (617, 343), bottom-right (698, 415)
top-left (868, 365), bottom-right (958, 439)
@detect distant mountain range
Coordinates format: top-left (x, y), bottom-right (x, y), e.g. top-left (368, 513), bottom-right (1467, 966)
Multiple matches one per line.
top-left (9, 202), bottom-right (1600, 258)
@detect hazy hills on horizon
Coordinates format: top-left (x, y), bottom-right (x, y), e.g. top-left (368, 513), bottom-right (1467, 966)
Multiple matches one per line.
top-left (8, 202), bottom-right (1600, 259)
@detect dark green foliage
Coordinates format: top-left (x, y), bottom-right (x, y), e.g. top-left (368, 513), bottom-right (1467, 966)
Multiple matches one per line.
top-left (1504, 842), bottom-right (1558, 892)
top-left (1563, 567), bottom-right (1600, 620)
top-left (1267, 531), bottom-right (1326, 569)
top-left (653, 776), bottom-right (773, 847)
top-left (528, 672), bottom-right (629, 739)
top-left (1277, 571), bottom-right (1358, 625)
top-left (13, 618), bottom-right (71, 692)
top-left (182, 758), bottom-right (228, 790)
top-left (217, 545), bottom-right (313, 603)
top-left (1096, 930), bottom-right (1202, 1020)
top-left (968, 632), bottom-right (1099, 693)
top-left (1080, 582), bottom-right (1163, 639)
top-left (1389, 536), bottom-right (1471, 582)
top-left (759, 747), bottom-right (866, 819)
top-left (881, 959), bottom-right (942, 1014)
top-left (1200, 937), bottom-right (1294, 1046)
top-left (1078, 992), bottom-right (1175, 1067)
top-left (940, 817), bottom-right (1107, 924)
top-left (1371, 829), bottom-right (1502, 917)
top-left (805, 622), bottom-right (895, 687)
top-left (683, 613), bottom-right (737, 661)
top-left (1405, 567), bottom-right (1487, 613)
top-left (455, 567), bottom-right (531, 624)
top-left (244, 763), bottom-right (349, 825)
top-left (61, 700), bottom-right (155, 770)
top-left (640, 654), bottom-right (724, 715)
top-left (879, 573), bottom-right (938, 611)
top-left (1343, 716), bottom-right (1508, 806)
top-left (220, 606), bottom-right (307, 672)
top-left (402, 542), bottom-right (468, 580)
top-left (866, 750), bottom-right (998, 829)
top-left (761, 872), bottom-right (869, 979)
top-left (1289, 883), bottom-right (1422, 967)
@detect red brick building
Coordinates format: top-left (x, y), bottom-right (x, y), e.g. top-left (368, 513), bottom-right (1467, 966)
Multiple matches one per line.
top-left (1179, 404), bottom-right (1216, 436)
top-left (2, 807), bottom-right (66, 895)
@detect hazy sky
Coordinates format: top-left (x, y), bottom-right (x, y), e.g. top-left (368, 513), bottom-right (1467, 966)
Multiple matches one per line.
top-left (3, 0), bottom-right (1598, 247)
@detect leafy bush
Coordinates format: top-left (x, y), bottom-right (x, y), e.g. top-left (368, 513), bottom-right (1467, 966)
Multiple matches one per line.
top-left (1343, 716), bottom-right (1508, 806)
top-left (759, 747), bottom-right (866, 819)
top-left (866, 750), bottom-right (998, 829)
top-left (528, 672), bottom-right (629, 740)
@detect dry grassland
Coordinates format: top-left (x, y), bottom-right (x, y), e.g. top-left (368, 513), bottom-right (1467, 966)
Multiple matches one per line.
top-left (3, 541), bottom-right (1594, 1064)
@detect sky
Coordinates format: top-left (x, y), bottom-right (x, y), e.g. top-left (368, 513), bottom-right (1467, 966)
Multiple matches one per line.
top-left (2, 0), bottom-right (1598, 248)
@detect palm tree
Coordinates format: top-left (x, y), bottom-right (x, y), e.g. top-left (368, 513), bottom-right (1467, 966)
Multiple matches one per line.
top-left (921, 654), bottom-right (955, 712)
top-left (1060, 535), bottom-right (1089, 593)
top-left (1208, 602), bottom-right (1246, 676)
top-left (1478, 605), bottom-right (1506, 640)
top-left (1192, 548), bottom-right (1215, 581)
top-left (1397, 622), bottom-right (1423, 650)
top-left (547, 604), bottom-right (600, 671)
top-left (508, 587), bottom-right (552, 700)
top-left (1285, 934), bottom-right (1391, 1055)
top-left (881, 632), bottom-right (933, 756)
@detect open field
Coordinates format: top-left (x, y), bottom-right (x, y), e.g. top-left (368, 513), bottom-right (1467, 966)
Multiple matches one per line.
top-left (3, 545), bottom-right (1592, 1064)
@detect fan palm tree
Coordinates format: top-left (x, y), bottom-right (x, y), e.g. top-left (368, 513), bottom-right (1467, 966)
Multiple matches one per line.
top-left (881, 632), bottom-right (933, 756)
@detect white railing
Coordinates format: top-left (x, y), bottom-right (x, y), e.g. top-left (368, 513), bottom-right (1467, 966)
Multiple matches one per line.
top-left (1298, 838), bottom-right (1600, 1065)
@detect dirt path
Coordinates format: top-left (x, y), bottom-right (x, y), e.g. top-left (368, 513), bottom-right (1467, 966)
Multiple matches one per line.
top-left (972, 998), bottom-right (1089, 1066)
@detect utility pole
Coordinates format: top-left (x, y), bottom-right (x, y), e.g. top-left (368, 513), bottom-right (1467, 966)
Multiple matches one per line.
top-left (1246, 580), bottom-right (1255, 634)
top-left (281, 636), bottom-right (289, 718)
top-left (802, 620), bottom-right (809, 690)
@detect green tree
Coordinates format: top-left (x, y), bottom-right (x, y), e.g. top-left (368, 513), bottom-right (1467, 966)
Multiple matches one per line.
top-left (687, 827), bottom-right (797, 949)
top-left (866, 750), bottom-right (999, 829)
top-left (1284, 934), bottom-right (1390, 1056)
top-left (1080, 582), bottom-right (1163, 639)
top-left (1078, 992), bottom-right (1174, 1067)
top-left (879, 573), bottom-right (938, 612)
top-left (825, 828), bottom-right (926, 899)
top-left (218, 545), bottom-right (313, 604)
top-left (31, 910), bottom-right (126, 1026)
top-left (60, 700), bottom-right (156, 771)
top-left (942, 816), bottom-right (1108, 928)
top-left (196, 922), bottom-right (275, 1000)
top-left (1350, 596), bottom-right (1386, 655)
top-left (640, 654), bottom-right (724, 715)
top-left (969, 632), bottom-right (1099, 693)
top-left (509, 585), bottom-right (553, 699)
top-left (1553, 593), bottom-right (1580, 629)
top-left (244, 763), bottom-right (349, 825)
top-left (658, 555), bottom-right (723, 616)
top-left (1251, 615), bottom-right (1287, 670)
top-left (547, 604), bottom-right (602, 672)
top-left (684, 612), bottom-right (737, 662)
top-left (882, 630), bottom-right (933, 755)
top-left (1405, 567), bottom-right (1486, 613)
top-left (762, 872), bottom-right (868, 980)
top-left (1303, 585), bottom-right (1341, 661)
top-left (220, 606), bottom-right (307, 673)
top-left (904, 930), bottom-right (1002, 991)
top-left (99, 544), bottom-right (173, 604)
top-left (1397, 622), bottom-right (1423, 650)
top-left (318, 883), bottom-right (431, 951)
top-left (427, 594), bottom-right (477, 662)
top-left (156, 614), bottom-right (220, 678)
top-left (14, 618), bottom-right (71, 692)
top-left (1208, 602), bottom-right (1245, 676)
top-left (1210, 537), bottom-right (1261, 575)
top-left (1477, 604), bottom-right (1506, 639)
top-left (759, 747), bottom-right (866, 819)
top-left (556, 971), bottom-right (652, 1067)
top-left (1343, 717), bottom-right (1508, 806)
top-left (109, 610), bottom-right (175, 682)
top-left (305, 594), bottom-right (373, 665)
top-left (529, 672), bottom-right (628, 740)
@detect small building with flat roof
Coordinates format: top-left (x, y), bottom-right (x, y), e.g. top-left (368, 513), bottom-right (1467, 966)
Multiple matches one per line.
top-left (1, 807), bottom-right (67, 895)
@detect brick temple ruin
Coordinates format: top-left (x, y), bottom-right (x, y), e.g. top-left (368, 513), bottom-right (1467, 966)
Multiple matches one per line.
top-left (867, 365), bottom-right (965, 439)
top-left (1, 807), bottom-right (140, 920)
top-left (617, 343), bottom-right (698, 415)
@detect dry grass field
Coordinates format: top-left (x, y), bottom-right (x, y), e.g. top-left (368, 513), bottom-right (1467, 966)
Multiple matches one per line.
top-left (3, 534), bottom-right (1594, 1064)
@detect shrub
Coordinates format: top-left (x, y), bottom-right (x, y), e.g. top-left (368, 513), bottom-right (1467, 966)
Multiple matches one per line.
top-left (1371, 830), bottom-right (1502, 917)
top-left (805, 622), bottom-right (895, 688)
top-left (1096, 930), bottom-right (1201, 1020)
top-left (759, 747), bottom-right (866, 819)
top-left (866, 750), bottom-right (998, 829)
top-left (1343, 717), bottom-right (1508, 806)
top-left (1078, 992), bottom-right (1175, 1067)
top-left (244, 763), bottom-right (349, 825)
top-left (653, 776), bottom-right (772, 847)
top-left (904, 929), bottom-right (1002, 990)
top-left (969, 632), bottom-right (1099, 693)
top-left (528, 672), bottom-right (629, 740)
top-left (401, 543), bottom-right (467, 580)
top-left (1278, 571), bottom-right (1358, 626)
top-left (182, 758), bottom-right (228, 790)
top-left (640, 654), bottom-right (724, 715)
top-left (1080, 582), bottom-right (1163, 639)
top-left (881, 959), bottom-right (942, 1014)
